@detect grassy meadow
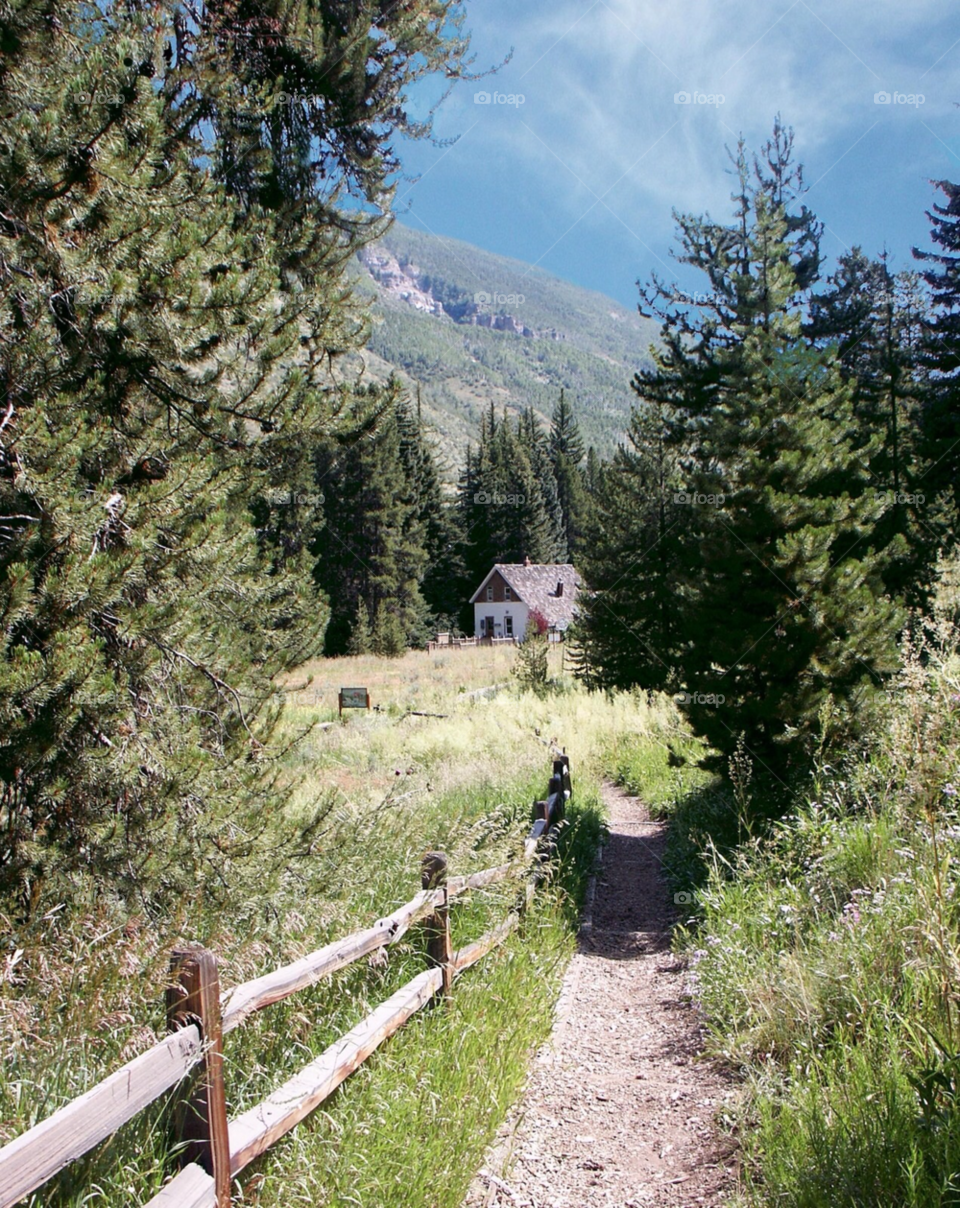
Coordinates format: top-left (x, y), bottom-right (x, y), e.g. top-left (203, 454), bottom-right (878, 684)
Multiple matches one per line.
top-left (14, 621), bottom-right (958, 1208)
top-left (1, 645), bottom-right (680, 1207)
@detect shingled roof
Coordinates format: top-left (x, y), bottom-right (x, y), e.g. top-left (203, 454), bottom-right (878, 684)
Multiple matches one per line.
top-left (471, 562), bottom-right (581, 630)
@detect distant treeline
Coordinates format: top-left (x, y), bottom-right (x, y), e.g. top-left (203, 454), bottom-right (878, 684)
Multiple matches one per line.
top-left (310, 390), bottom-right (593, 655)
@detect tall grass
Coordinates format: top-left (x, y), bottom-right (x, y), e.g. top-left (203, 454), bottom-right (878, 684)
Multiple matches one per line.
top-left (1, 649), bottom-right (649, 1206)
top-left (612, 602), bottom-right (960, 1207)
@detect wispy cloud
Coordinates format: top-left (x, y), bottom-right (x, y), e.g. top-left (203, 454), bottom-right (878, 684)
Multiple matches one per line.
top-left (403, 1), bottom-right (960, 303)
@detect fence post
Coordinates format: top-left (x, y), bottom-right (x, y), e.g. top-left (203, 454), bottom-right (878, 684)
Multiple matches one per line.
top-left (167, 947), bottom-right (232, 1208)
top-left (421, 852), bottom-right (453, 1001)
top-left (558, 753), bottom-right (573, 798)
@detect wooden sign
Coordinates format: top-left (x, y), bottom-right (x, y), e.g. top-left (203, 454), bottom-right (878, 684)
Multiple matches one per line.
top-left (338, 687), bottom-right (370, 717)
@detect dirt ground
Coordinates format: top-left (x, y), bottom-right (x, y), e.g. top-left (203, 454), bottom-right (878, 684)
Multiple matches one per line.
top-left (463, 783), bottom-right (739, 1208)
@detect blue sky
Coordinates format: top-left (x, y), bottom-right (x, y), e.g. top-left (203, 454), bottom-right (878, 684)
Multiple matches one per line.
top-left (396, 0), bottom-right (960, 310)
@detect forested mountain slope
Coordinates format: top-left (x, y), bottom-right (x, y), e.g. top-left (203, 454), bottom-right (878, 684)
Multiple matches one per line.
top-left (350, 223), bottom-right (659, 465)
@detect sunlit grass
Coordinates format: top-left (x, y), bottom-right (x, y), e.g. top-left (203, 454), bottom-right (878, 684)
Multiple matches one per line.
top-left (610, 618), bottom-right (960, 1208)
top-left (2, 647), bottom-right (664, 1206)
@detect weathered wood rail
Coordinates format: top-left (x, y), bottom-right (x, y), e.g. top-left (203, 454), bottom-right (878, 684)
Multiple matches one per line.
top-left (426, 635), bottom-right (480, 651)
top-left (0, 754), bottom-right (573, 1208)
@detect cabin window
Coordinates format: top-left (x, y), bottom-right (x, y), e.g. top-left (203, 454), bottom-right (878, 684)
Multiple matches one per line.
top-left (486, 585), bottom-right (494, 601)
top-left (505, 586), bottom-right (512, 600)
top-left (505, 616), bottom-right (514, 636)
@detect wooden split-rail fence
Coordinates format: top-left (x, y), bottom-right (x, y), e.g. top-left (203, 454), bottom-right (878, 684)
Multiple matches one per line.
top-left (0, 754), bottom-right (574, 1208)
top-left (425, 636), bottom-right (518, 652)
top-left (425, 634), bottom-right (479, 651)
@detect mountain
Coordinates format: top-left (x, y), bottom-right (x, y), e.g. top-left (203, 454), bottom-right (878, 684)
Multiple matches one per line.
top-left (348, 223), bottom-right (659, 469)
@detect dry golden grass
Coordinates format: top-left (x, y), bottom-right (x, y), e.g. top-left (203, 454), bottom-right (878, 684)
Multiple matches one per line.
top-left (277, 642), bottom-right (557, 714)
top-left (277, 645), bottom-right (675, 818)
top-left (4, 644), bottom-right (683, 1207)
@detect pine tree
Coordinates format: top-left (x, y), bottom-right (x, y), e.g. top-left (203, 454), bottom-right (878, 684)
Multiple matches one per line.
top-left (313, 389), bottom-right (429, 656)
top-left (914, 180), bottom-right (960, 529)
top-left (397, 393), bottom-right (463, 630)
top-left (549, 391), bottom-right (588, 558)
top-left (513, 632), bottom-right (549, 696)
top-left (577, 123), bottom-right (903, 777)
top-left (518, 406), bottom-right (567, 561)
top-left (0, 0), bottom-right (469, 906)
top-left (347, 600), bottom-right (372, 655)
top-left (456, 406), bottom-right (559, 592)
top-left (573, 402), bottom-right (687, 692)
top-left (808, 251), bottom-right (936, 602)
top-left (371, 600), bottom-right (406, 658)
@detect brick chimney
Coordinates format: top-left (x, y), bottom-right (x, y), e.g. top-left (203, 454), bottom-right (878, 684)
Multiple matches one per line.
top-left (524, 556), bottom-right (532, 566)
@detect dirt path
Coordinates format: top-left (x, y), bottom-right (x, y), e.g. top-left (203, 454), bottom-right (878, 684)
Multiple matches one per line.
top-left (464, 784), bottom-right (738, 1208)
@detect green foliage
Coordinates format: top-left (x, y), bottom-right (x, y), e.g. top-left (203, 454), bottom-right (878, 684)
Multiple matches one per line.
top-left (572, 398), bottom-right (686, 694)
top-left (577, 122), bottom-right (904, 779)
top-left (0, 0), bottom-right (469, 908)
top-left (915, 179), bottom-right (960, 524)
top-left (512, 633), bottom-right (549, 696)
top-left (644, 579), bottom-right (960, 1208)
top-left (371, 600), bottom-right (407, 658)
top-left (347, 600), bottom-right (372, 655)
top-left (313, 388), bottom-right (439, 655)
top-left (550, 390), bottom-right (589, 556)
top-left (808, 250), bottom-right (945, 604)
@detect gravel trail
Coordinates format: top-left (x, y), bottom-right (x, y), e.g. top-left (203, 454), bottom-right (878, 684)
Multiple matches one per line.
top-left (463, 783), bottom-right (738, 1208)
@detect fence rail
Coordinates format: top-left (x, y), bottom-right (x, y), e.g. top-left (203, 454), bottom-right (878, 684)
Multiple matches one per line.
top-left (426, 636), bottom-right (480, 651)
top-left (0, 754), bottom-right (573, 1208)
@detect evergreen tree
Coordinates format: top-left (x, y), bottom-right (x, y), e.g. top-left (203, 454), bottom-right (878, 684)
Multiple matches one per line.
top-left (808, 251), bottom-right (936, 602)
top-left (347, 599), bottom-right (372, 655)
top-left (518, 406), bottom-right (567, 562)
top-left (313, 389), bottom-right (429, 656)
top-left (0, 0), bottom-right (469, 906)
top-left (549, 391), bottom-right (588, 558)
top-left (914, 180), bottom-right (960, 528)
top-left (370, 600), bottom-right (406, 658)
top-left (456, 406), bottom-right (560, 594)
top-left (398, 393), bottom-right (463, 629)
top-left (577, 123), bottom-right (903, 777)
top-left (573, 402), bottom-right (687, 692)
top-left (513, 632), bottom-right (549, 696)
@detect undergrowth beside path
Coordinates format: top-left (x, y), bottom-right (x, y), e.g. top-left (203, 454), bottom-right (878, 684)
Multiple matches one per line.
top-left (612, 606), bottom-right (960, 1207)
